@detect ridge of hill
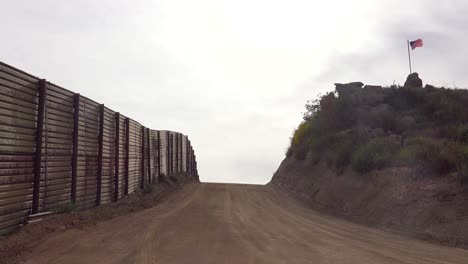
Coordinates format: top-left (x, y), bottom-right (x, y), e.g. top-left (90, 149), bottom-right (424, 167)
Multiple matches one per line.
top-left (270, 73), bottom-right (468, 248)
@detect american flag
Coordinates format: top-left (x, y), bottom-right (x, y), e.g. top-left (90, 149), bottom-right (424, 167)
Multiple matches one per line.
top-left (410, 39), bottom-right (423, 50)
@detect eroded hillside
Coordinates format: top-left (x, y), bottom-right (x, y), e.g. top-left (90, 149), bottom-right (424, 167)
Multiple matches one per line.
top-left (271, 73), bottom-right (468, 247)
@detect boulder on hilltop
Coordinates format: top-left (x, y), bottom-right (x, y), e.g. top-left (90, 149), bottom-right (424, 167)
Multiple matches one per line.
top-left (404, 72), bottom-right (423, 87)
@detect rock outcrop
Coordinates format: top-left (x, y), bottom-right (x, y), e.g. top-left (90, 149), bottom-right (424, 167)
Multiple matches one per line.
top-left (404, 72), bottom-right (423, 87)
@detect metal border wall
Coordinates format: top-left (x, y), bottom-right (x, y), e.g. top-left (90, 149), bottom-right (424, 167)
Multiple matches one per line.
top-left (0, 61), bottom-right (199, 235)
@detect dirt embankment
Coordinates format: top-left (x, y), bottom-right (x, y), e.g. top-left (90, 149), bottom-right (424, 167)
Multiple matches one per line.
top-left (0, 175), bottom-right (198, 264)
top-left (270, 157), bottom-right (468, 249)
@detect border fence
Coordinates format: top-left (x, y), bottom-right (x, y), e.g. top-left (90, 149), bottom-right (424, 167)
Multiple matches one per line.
top-left (0, 61), bottom-right (199, 235)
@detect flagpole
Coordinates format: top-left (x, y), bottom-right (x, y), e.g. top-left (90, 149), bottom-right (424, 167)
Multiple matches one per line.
top-left (407, 40), bottom-right (412, 74)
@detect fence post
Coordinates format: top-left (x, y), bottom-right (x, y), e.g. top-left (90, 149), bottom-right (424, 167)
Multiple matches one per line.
top-left (170, 134), bottom-right (173, 175)
top-left (141, 127), bottom-right (145, 189)
top-left (114, 113), bottom-right (120, 201)
top-left (157, 131), bottom-right (161, 180)
top-left (192, 148), bottom-right (195, 176)
top-left (97, 104), bottom-right (104, 205)
top-left (178, 134), bottom-right (181, 172)
top-left (188, 143), bottom-right (191, 175)
top-left (166, 131), bottom-right (170, 175)
top-left (180, 134), bottom-right (183, 172)
top-left (146, 128), bottom-right (151, 184)
top-left (195, 155), bottom-right (198, 177)
top-left (186, 138), bottom-right (189, 173)
top-left (186, 137), bottom-right (188, 173)
top-left (71, 93), bottom-right (80, 204)
top-left (174, 133), bottom-right (179, 173)
top-left (32, 79), bottom-right (46, 214)
top-left (189, 148), bottom-right (192, 175)
top-left (124, 118), bottom-right (129, 195)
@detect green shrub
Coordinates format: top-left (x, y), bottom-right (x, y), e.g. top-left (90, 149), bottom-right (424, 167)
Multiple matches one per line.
top-left (385, 86), bottom-right (425, 111)
top-left (406, 137), bottom-right (439, 159)
top-left (459, 147), bottom-right (468, 184)
top-left (396, 147), bottom-right (418, 166)
top-left (438, 124), bottom-right (468, 142)
top-left (459, 164), bottom-right (468, 185)
top-left (352, 137), bottom-right (400, 173)
top-left (289, 84), bottom-right (468, 182)
top-left (335, 145), bottom-right (353, 168)
top-left (287, 121), bottom-right (313, 158)
top-left (423, 89), bottom-right (468, 124)
top-left (406, 137), bottom-right (465, 174)
top-left (292, 122), bottom-right (312, 147)
top-left (331, 130), bottom-right (360, 168)
top-left (434, 143), bottom-right (462, 174)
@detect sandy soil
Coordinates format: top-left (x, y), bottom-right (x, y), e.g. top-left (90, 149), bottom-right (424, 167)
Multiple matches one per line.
top-left (16, 183), bottom-right (468, 264)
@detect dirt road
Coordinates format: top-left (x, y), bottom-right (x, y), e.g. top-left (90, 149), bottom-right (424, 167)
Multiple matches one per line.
top-left (21, 183), bottom-right (468, 264)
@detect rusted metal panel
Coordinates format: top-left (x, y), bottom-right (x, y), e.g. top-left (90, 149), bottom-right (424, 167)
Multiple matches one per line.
top-left (32, 79), bottom-right (46, 214)
top-left (146, 128), bottom-right (151, 184)
top-left (124, 118), bottom-right (129, 195)
top-left (38, 82), bottom-right (74, 212)
top-left (157, 131), bottom-right (161, 180)
top-left (174, 134), bottom-right (177, 173)
top-left (0, 62), bottom-right (200, 235)
top-left (97, 104), bottom-right (104, 205)
top-left (141, 127), bottom-right (145, 188)
top-left (170, 134), bottom-right (174, 175)
top-left (77, 96), bottom-right (100, 208)
top-left (127, 119), bottom-right (141, 193)
top-left (166, 131), bottom-right (170, 175)
top-left (99, 107), bottom-right (116, 204)
top-left (179, 134), bottom-right (183, 172)
top-left (117, 116), bottom-right (125, 199)
top-left (71, 94), bottom-right (80, 204)
top-left (114, 113), bottom-right (120, 201)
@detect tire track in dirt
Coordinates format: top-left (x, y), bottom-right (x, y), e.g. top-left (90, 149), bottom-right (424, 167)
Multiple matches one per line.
top-left (19, 183), bottom-right (468, 264)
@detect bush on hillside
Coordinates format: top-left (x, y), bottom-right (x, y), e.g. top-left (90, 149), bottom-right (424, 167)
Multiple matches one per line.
top-left (351, 137), bottom-right (400, 173)
top-left (287, 81), bottom-right (468, 179)
top-left (401, 137), bottom-right (466, 174)
top-left (324, 129), bottom-right (361, 168)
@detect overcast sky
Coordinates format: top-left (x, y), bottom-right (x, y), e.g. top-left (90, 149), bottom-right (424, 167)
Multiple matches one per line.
top-left (1, 1), bottom-right (467, 184)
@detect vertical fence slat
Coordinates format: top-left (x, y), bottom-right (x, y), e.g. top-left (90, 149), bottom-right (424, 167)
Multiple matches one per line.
top-left (32, 79), bottom-right (46, 214)
top-left (157, 131), bottom-right (161, 179)
top-left (125, 118), bottom-right (130, 195)
top-left (185, 139), bottom-right (188, 173)
top-left (175, 134), bottom-right (178, 173)
top-left (179, 134), bottom-right (182, 172)
top-left (192, 148), bottom-right (195, 176)
top-left (114, 113), bottom-right (120, 201)
top-left (71, 93), bottom-right (80, 204)
top-left (166, 131), bottom-right (170, 176)
top-left (141, 127), bottom-right (145, 188)
top-left (146, 128), bottom-right (151, 183)
top-left (97, 104), bottom-right (104, 206)
top-left (170, 134), bottom-right (173, 175)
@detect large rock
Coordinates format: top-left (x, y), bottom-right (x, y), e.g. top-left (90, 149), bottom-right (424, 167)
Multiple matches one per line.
top-left (335, 82), bottom-right (364, 97)
top-left (404, 73), bottom-right (423, 87)
top-left (362, 85), bottom-right (384, 106)
top-left (319, 92), bottom-right (336, 112)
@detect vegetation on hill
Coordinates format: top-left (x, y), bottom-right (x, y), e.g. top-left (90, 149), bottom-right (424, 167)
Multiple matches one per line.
top-left (286, 75), bottom-right (468, 183)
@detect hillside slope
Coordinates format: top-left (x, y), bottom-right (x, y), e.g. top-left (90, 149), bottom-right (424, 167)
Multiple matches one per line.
top-left (270, 73), bottom-right (468, 247)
